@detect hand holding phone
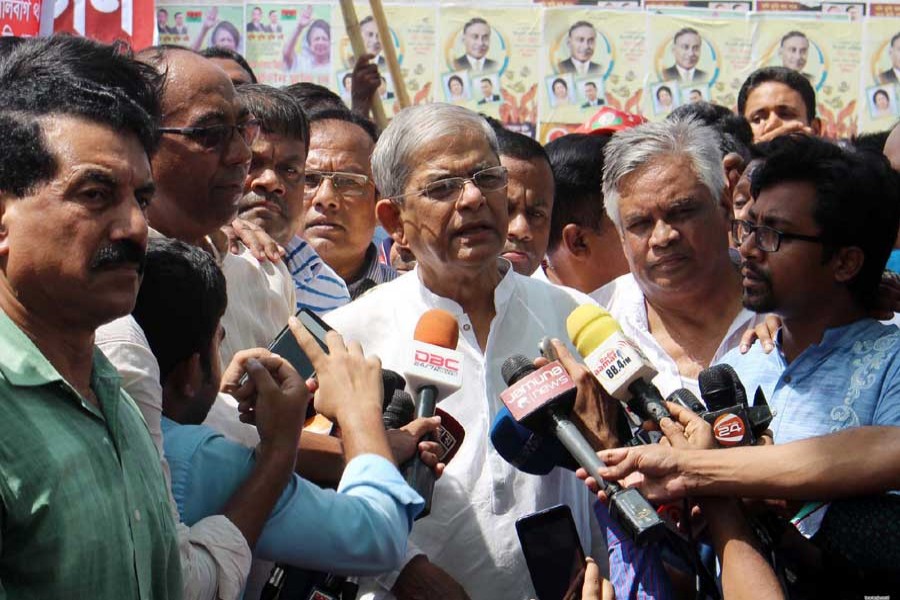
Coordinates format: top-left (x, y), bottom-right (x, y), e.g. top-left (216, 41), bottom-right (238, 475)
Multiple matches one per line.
top-left (516, 504), bottom-right (587, 600)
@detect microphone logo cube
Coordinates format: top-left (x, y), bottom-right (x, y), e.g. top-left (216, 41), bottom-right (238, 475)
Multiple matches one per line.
top-left (712, 412), bottom-right (746, 447)
top-left (405, 340), bottom-right (464, 398)
top-left (414, 349), bottom-right (460, 375)
top-left (499, 361), bottom-right (575, 422)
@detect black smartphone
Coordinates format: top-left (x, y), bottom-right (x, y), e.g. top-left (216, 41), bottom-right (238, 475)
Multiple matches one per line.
top-left (516, 504), bottom-right (587, 600)
top-left (239, 308), bottom-right (332, 385)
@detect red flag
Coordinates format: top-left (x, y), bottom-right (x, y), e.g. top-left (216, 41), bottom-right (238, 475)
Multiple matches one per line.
top-left (53, 0), bottom-right (155, 49)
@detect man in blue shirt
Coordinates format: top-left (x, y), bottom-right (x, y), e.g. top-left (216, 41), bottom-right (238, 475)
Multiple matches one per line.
top-left (131, 238), bottom-right (430, 581)
top-left (724, 134), bottom-right (900, 443)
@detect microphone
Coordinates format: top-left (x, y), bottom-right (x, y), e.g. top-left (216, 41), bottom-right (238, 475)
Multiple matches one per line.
top-left (403, 309), bottom-right (463, 518)
top-left (499, 354), bottom-right (665, 545)
top-left (490, 406), bottom-right (578, 475)
top-left (567, 305), bottom-right (671, 425)
top-left (433, 407), bottom-right (465, 465)
top-left (698, 364), bottom-right (773, 447)
top-left (383, 389), bottom-right (415, 430)
top-left (381, 369), bottom-right (406, 412)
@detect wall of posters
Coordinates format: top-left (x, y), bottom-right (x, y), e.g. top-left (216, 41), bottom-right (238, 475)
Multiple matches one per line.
top-left (332, 3), bottom-right (437, 114)
top-left (145, 0), bottom-right (900, 137)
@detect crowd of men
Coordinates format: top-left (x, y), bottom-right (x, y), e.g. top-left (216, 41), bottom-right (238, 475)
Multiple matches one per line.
top-left (1, 33), bottom-right (899, 600)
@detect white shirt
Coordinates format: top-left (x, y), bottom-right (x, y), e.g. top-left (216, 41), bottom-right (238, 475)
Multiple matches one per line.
top-left (531, 262), bottom-right (592, 303)
top-left (592, 273), bottom-right (762, 399)
top-left (466, 54), bottom-right (485, 71)
top-left (571, 56), bottom-right (591, 75)
top-left (326, 262), bottom-right (604, 600)
top-left (96, 316), bottom-right (252, 600)
top-left (676, 64), bottom-right (696, 82)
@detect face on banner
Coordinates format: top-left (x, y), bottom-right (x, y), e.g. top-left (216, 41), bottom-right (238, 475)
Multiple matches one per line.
top-left (861, 15), bottom-right (900, 131)
top-left (156, 4), bottom-right (244, 53)
top-left (244, 3), bottom-right (332, 87)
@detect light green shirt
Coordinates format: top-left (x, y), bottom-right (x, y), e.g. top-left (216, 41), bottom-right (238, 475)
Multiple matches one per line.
top-left (0, 309), bottom-right (182, 599)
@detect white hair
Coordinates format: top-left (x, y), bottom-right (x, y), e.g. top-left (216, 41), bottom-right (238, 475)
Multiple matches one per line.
top-left (371, 103), bottom-right (499, 200)
top-left (601, 117), bottom-right (726, 229)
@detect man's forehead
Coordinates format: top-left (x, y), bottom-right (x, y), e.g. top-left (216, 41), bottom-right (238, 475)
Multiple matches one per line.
top-left (572, 26), bottom-right (595, 38)
top-left (161, 54), bottom-right (239, 119)
top-left (467, 24), bottom-right (489, 36)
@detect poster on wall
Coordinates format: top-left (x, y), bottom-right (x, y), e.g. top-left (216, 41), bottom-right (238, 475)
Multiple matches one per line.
top-left (54, 0), bottom-right (154, 47)
top-left (860, 14), bottom-right (900, 132)
top-left (243, 2), bottom-right (332, 86)
top-left (332, 3), bottom-right (437, 115)
top-left (438, 4), bottom-right (542, 137)
top-left (539, 7), bottom-right (647, 139)
top-left (156, 1), bottom-right (244, 53)
top-left (754, 1), bottom-right (864, 20)
top-left (645, 0), bottom-right (751, 11)
top-left (646, 9), bottom-right (752, 118)
top-left (750, 12), bottom-right (860, 138)
top-left (2, 0), bottom-right (53, 37)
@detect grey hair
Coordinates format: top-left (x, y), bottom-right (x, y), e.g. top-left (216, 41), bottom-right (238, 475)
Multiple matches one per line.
top-left (601, 117), bottom-right (725, 229)
top-left (371, 103), bottom-right (499, 200)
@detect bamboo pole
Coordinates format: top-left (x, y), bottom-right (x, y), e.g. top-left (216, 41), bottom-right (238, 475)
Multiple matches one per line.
top-left (337, 0), bottom-right (388, 128)
top-left (369, 0), bottom-right (410, 108)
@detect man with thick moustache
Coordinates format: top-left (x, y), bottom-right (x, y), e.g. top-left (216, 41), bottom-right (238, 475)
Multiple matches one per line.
top-left (326, 104), bottom-right (612, 600)
top-left (0, 36), bottom-right (181, 598)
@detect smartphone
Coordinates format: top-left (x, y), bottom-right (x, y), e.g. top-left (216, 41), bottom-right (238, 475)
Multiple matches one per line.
top-left (516, 504), bottom-right (587, 600)
top-left (239, 308), bottom-right (332, 385)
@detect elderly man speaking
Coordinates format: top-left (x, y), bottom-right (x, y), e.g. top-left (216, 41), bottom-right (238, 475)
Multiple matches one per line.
top-left (326, 104), bottom-right (608, 599)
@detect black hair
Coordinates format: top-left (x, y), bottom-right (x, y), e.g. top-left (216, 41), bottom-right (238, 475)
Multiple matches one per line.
top-left (674, 27), bottom-right (700, 44)
top-left (463, 17), bottom-right (489, 35)
top-left (174, 12), bottom-right (183, 19)
top-left (200, 46), bottom-right (258, 83)
top-left (480, 77), bottom-right (493, 86)
top-left (359, 15), bottom-right (375, 27)
top-left (891, 32), bottom-right (900, 48)
top-left (306, 19), bottom-right (329, 44)
top-left (656, 85), bottom-right (672, 100)
top-left (133, 238), bottom-right (227, 382)
top-left (750, 134), bottom-right (900, 308)
top-left (483, 115), bottom-right (549, 164)
top-left (236, 83), bottom-right (309, 144)
top-left (448, 75), bottom-right (464, 88)
top-left (0, 36), bottom-right (24, 56)
top-left (874, 89), bottom-right (890, 104)
top-left (585, 82), bottom-right (597, 89)
top-left (780, 30), bottom-right (807, 46)
top-left (544, 133), bottom-right (612, 251)
top-left (342, 72), bottom-right (353, 84)
top-left (282, 81), bottom-right (347, 115)
top-left (307, 107), bottom-right (378, 143)
top-left (668, 101), bottom-right (753, 159)
top-left (269, 10), bottom-right (277, 16)
top-left (552, 78), bottom-right (568, 91)
top-left (0, 35), bottom-right (163, 197)
top-left (738, 66), bottom-right (817, 121)
top-left (851, 129), bottom-right (891, 154)
top-left (568, 21), bottom-right (595, 37)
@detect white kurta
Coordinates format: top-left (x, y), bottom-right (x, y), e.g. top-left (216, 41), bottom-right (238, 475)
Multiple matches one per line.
top-left (325, 261), bottom-right (604, 600)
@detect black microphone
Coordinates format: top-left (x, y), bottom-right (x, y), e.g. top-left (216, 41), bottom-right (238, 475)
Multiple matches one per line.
top-left (380, 369), bottom-right (406, 413)
top-left (698, 365), bottom-right (773, 447)
top-left (383, 390), bottom-right (415, 430)
top-left (500, 354), bottom-right (665, 545)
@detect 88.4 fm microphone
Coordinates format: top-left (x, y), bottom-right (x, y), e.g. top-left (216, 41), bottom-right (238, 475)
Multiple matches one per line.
top-left (403, 309), bottom-right (463, 519)
top-left (499, 354), bottom-right (665, 545)
top-left (567, 305), bottom-right (671, 425)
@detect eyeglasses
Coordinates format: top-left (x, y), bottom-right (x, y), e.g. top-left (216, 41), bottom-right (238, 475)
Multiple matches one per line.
top-left (159, 119), bottom-right (260, 152)
top-left (392, 165), bottom-right (509, 202)
top-left (304, 171), bottom-right (371, 198)
top-left (731, 219), bottom-right (823, 253)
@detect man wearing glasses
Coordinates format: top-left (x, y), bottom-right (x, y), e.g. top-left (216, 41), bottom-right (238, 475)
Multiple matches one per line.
top-left (325, 104), bottom-right (606, 600)
top-left (725, 134), bottom-right (900, 445)
top-left (300, 109), bottom-right (397, 300)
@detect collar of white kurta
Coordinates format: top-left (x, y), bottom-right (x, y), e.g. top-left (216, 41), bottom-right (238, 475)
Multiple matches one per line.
top-left (410, 258), bottom-right (515, 319)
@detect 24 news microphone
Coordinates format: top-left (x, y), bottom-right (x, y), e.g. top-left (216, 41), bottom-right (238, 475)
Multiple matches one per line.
top-left (499, 354), bottom-right (665, 545)
top-left (403, 309), bottom-right (463, 519)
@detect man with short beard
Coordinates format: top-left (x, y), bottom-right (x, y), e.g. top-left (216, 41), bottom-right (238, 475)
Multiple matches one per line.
top-left (724, 135), bottom-right (900, 444)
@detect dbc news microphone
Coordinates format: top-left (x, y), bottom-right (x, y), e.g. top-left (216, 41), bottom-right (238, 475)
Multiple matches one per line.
top-left (567, 305), bottom-right (671, 425)
top-left (698, 364), bottom-right (773, 447)
top-left (499, 354), bottom-right (665, 545)
top-left (403, 309), bottom-right (463, 518)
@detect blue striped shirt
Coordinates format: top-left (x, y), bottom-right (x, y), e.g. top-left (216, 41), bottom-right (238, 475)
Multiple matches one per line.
top-left (284, 236), bottom-right (350, 315)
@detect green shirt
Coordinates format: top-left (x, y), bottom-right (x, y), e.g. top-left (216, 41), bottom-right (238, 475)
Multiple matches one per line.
top-left (0, 309), bottom-right (182, 599)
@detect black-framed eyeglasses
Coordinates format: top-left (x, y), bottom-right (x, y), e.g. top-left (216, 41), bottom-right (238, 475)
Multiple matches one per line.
top-left (303, 170), bottom-right (371, 198)
top-left (391, 165), bottom-right (509, 202)
top-left (158, 119), bottom-right (260, 152)
top-left (731, 219), bottom-right (823, 253)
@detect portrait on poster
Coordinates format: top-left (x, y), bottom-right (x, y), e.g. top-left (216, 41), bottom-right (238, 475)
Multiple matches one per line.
top-left (868, 85), bottom-right (898, 119)
top-left (651, 81), bottom-right (680, 115)
top-left (445, 16), bottom-right (508, 74)
top-left (579, 78), bottom-right (605, 108)
top-left (547, 74), bottom-right (576, 108)
top-left (443, 71), bottom-right (471, 103)
top-left (684, 85), bottom-right (708, 103)
top-left (158, 5), bottom-right (245, 54)
top-left (656, 26), bottom-right (715, 85)
top-left (875, 32), bottom-right (900, 85)
top-left (338, 70), bottom-right (352, 99)
top-left (475, 74), bottom-right (502, 105)
top-left (554, 20), bottom-right (609, 77)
